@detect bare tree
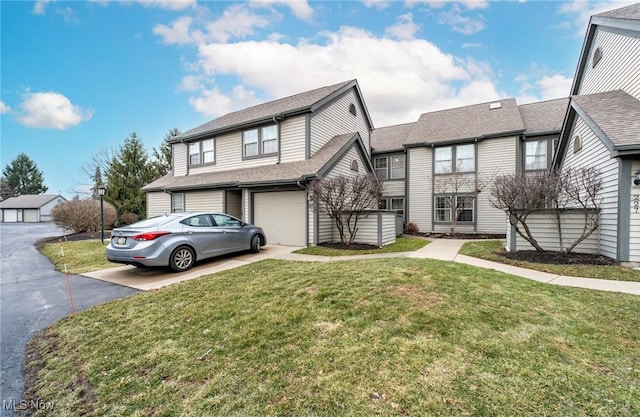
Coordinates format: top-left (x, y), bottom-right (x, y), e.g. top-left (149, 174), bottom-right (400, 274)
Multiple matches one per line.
top-left (434, 162), bottom-right (494, 236)
top-left (491, 168), bottom-right (602, 253)
top-left (309, 174), bottom-right (383, 244)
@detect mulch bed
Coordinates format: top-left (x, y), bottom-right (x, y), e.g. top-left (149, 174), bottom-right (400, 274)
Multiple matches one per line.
top-left (417, 232), bottom-right (506, 240)
top-left (317, 242), bottom-right (379, 250)
top-left (499, 250), bottom-right (619, 266)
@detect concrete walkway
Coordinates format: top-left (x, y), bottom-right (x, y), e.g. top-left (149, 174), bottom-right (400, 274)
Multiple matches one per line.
top-left (83, 239), bottom-right (640, 295)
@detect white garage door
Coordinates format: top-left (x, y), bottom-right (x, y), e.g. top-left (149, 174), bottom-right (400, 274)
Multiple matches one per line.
top-left (253, 191), bottom-right (306, 246)
top-left (3, 209), bottom-right (19, 222)
top-left (24, 209), bottom-right (39, 222)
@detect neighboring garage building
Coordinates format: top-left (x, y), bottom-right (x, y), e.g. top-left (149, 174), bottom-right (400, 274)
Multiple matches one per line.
top-left (0, 194), bottom-right (67, 223)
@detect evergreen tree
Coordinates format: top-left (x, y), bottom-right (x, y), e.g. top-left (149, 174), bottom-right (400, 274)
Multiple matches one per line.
top-left (0, 177), bottom-right (15, 200)
top-left (2, 153), bottom-right (48, 195)
top-left (105, 132), bottom-right (155, 218)
top-left (151, 127), bottom-right (180, 178)
top-left (91, 166), bottom-right (104, 200)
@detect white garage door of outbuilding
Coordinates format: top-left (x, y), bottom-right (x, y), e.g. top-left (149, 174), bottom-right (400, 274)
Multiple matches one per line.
top-left (253, 191), bottom-right (306, 246)
top-left (24, 209), bottom-right (39, 222)
top-left (3, 209), bottom-right (19, 222)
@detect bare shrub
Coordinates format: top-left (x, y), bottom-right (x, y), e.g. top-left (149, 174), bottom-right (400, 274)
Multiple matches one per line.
top-left (52, 199), bottom-right (118, 233)
top-left (404, 222), bottom-right (419, 235)
top-left (119, 212), bottom-right (140, 225)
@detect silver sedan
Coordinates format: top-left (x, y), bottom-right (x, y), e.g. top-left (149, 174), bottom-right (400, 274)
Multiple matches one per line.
top-left (106, 212), bottom-right (267, 272)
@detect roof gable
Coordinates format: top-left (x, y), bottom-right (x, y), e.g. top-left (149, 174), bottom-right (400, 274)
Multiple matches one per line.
top-left (176, 80), bottom-right (373, 141)
top-left (0, 194), bottom-right (66, 209)
top-left (405, 98), bottom-right (524, 145)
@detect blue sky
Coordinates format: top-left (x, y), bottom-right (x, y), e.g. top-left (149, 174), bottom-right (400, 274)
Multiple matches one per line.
top-left (0, 0), bottom-right (634, 199)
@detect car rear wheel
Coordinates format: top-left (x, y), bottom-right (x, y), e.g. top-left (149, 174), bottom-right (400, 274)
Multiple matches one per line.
top-left (169, 246), bottom-right (195, 272)
top-left (250, 235), bottom-right (261, 253)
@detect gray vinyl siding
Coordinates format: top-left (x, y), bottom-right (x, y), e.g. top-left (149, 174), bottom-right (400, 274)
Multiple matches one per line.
top-left (630, 160), bottom-right (640, 262)
top-left (280, 116), bottom-right (307, 163)
top-left (407, 147), bottom-right (432, 232)
top-left (317, 213), bottom-right (333, 243)
top-left (184, 190), bottom-right (224, 212)
top-left (381, 213), bottom-right (396, 244)
top-left (578, 27), bottom-right (640, 99)
top-left (173, 143), bottom-right (188, 177)
top-left (513, 211), bottom-right (600, 253)
top-left (476, 136), bottom-right (518, 233)
top-left (147, 192), bottom-right (171, 217)
top-left (40, 197), bottom-right (65, 221)
top-left (310, 89), bottom-right (371, 157)
top-left (562, 117), bottom-right (619, 259)
top-left (381, 180), bottom-right (405, 197)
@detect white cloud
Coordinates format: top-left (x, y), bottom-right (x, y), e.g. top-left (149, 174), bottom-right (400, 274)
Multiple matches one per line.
top-left (406, 1), bottom-right (488, 10)
top-left (134, 0), bottom-right (197, 11)
top-left (516, 72), bottom-right (573, 104)
top-left (33, 0), bottom-right (53, 14)
top-left (16, 90), bottom-right (93, 129)
top-left (180, 25), bottom-right (500, 125)
top-left (558, 0), bottom-right (637, 35)
top-left (461, 42), bottom-right (482, 48)
top-left (154, 16), bottom-right (200, 45)
top-left (385, 13), bottom-right (420, 40)
top-left (0, 101), bottom-right (11, 114)
top-left (249, 0), bottom-right (314, 21)
top-left (437, 5), bottom-right (486, 35)
top-left (362, 0), bottom-right (391, 10)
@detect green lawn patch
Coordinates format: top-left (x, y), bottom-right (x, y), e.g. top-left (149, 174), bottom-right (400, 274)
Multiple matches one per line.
top-left (26, 258), bottom-right (640, 416)
top-left (293, 236), bottom-right (429, 256)
top-left (460, 240), bottom-right (640, 282)
top-left (40, 239), bottom-right (116, 274)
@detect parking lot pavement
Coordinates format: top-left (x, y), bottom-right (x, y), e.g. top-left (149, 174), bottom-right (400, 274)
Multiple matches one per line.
top-left (0, 223), bottom-right (139, 417)
top-left (82, 244), bottom-right (300, 290)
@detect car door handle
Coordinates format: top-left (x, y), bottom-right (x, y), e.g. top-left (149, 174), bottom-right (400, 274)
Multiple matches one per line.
top-left (186, 231), bottom-right (193, 235)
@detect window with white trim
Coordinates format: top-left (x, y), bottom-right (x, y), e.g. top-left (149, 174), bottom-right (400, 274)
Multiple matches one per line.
top-left (189, 139), bottom-right (215, 166)
top-left (243, 124), bottom-right (278, 158)
top-left (391, 198), bottom-right (405, 213)
top-left (434, 194), bottom-right (474, 223)
top-left (374, 155), bottom-right (405, 179)
top-left (435, 144), bottom-right (475, 174)
top-left (525, 140), bottom-right (546, 170)
top-left (172, 193), bottom-right (184, 213)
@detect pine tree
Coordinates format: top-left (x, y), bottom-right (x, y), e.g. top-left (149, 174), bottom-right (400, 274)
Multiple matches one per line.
top-left (151, 127), bottom-right (180, 178)
top-left (2, 153), bottom-right (48, 195)
top-left (104, 132), bottom-right (155, 218)
top-left (91, 166), bottom-right (104, 200)
top-left (0, 177), bottom-right (15, 200)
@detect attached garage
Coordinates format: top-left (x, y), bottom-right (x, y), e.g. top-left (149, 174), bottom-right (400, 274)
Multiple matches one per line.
top-left (253, 191), bottom-right (306, 246)
top-left (2, 209), bottom-right (20, 223)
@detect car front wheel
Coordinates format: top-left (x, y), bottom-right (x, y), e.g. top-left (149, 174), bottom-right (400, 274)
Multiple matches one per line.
top-left (250, 235), bottom-right (261, 253)
top-left (169, 246), bottom-right (195, 272)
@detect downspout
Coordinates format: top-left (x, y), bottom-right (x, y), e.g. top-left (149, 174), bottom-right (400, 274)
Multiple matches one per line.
top-left (431, 143), bottom-right (435, 233)
top-left (474, 137), bottom-right (478, 233)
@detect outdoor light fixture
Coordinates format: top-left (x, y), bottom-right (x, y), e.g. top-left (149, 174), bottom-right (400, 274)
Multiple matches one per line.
top-left (98, 185), bottom-right (106, 244)
top-left (635, 169), bottom-right (640, 186)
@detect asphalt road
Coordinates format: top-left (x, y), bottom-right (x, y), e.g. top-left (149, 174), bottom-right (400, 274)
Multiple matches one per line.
top-left (0, 223), bottom-right (139, 417)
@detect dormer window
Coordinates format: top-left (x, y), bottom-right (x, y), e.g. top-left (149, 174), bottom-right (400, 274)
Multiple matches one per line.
top-left (243, 124), bottom-right (278, 159)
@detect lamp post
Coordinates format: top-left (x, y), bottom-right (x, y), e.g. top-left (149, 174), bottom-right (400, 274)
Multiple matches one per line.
top-left (98, 185), bottom-right (106, 244)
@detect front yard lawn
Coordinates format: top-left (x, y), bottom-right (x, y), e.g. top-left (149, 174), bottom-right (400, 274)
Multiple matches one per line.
top-left (40, 239), bottom-right (115, 274)
top-left (26, 258), bottom-right (639, 416)
top-left (293, 236), bottom-right (428, 256)
top-left (460, 240), bottom-right (640, 282)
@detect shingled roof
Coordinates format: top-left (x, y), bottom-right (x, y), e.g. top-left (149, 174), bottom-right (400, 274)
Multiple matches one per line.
top-left (518, 97), bottom-right (569, 136)
top-left (404, 98), bottom-right (525, 146)
top-left (143, 133), bottom-right (364, 191)
top-left (0, 194), bottom-right (65, 208)
top-left (595, 3), bottom-right (640, 20)
top-left (176, 80), bottom-right (365, 142)
top-left (572, 90), bottom-right (640, 150)
top-left (370, 122), bottom-right (415, 153)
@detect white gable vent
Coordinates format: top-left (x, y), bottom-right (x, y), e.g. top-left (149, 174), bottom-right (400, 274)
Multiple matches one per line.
top-left (489, 102), bottom-right (502, 110)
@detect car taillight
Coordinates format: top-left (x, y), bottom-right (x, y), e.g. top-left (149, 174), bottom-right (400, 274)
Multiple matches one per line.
top-left (132, 231), bottom-right (172, 241)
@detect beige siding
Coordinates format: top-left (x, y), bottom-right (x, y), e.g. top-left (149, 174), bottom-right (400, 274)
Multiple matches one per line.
top-left (562, 118), bottom-right (619, 258)
top-left (382, 180), bottom-right (405, 197)
top-left (514, 211), bottom-right (600, 254)
top-left (578, 28), bottom-right (640, 99)
top-left (381, 213), bottom-right (397, 245)
top-left (325, 145), bottom-right (368, 179)
top-left (407, 147), bottom-right (432, 232)
top-left (243, 189), bottom-right (251, 223)
top-left (184, 190), bottom-right (224, 212)
top-left (310, 89), bottom-right (371, 157)
top-left (347, 212), bottom-right (378, 245)
top-left (147, 192), bottom-right (171, 217)
top-left (317, 213), bottom-right (333, 243)
top-left (477, 136), bottom-right (518, 233)
top-left (173, 143), bottom-right (188, 177)
top-left (308, 202), bottom-right (314, 245)
top-left (630, 160), bottom-right (640, 262)
top-left (225, 191), bottom-right (242, 218)
top-left (280, 116), bottom-right (307, 163)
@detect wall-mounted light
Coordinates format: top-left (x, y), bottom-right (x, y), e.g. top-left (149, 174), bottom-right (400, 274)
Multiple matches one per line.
top-left (634, 169), bottom-right (640, 186)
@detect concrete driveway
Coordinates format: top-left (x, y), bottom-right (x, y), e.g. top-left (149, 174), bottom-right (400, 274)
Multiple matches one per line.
top-left (0, 223), bottom-right (139, 417)
top-left (82, 245), bottom-right (300, 290)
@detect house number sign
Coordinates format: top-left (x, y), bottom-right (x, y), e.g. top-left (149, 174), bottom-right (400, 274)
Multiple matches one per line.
top-left (633, 194), bottom-right (640, 214)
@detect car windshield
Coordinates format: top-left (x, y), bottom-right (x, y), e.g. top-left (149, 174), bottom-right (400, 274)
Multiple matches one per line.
top-left (129, 214), bottom-right (182, 228)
